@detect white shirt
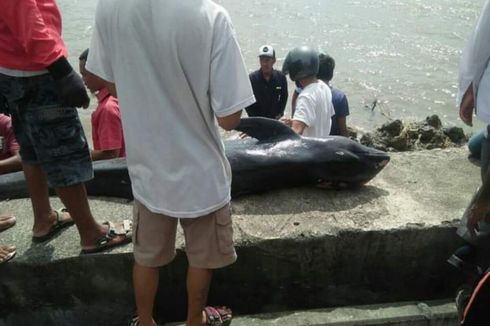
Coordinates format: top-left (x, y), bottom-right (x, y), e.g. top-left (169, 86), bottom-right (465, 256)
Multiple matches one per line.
top-left (86, 0), bottom-right (255, 218)
top-left (457, 0), bottom-right (490, 125)
top-left (293, 80), bottom-right (334, 138)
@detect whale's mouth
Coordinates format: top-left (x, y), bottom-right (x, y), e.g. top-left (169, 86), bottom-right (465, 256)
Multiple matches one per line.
top-left (377, 159), bottom-right (389, 169)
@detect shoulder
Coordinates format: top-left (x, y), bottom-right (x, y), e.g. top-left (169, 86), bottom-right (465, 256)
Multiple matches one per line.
top-left (249, 70), bottom-right (260, 79)
top-left (100, 97), bottom-right (121, 117)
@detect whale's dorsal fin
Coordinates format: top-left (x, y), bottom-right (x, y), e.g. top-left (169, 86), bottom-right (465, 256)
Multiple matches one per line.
top-left (234, 117), bottom-right (300, 142)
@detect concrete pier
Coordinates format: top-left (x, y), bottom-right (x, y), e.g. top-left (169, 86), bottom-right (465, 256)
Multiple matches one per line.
top-left (0, 148), bottom-right (479, 325)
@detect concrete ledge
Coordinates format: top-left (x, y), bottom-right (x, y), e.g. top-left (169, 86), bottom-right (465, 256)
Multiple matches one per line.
top-left (229, 300), bottom-right (457, 326)
top-left (0, 148), bottom-right (479, 325)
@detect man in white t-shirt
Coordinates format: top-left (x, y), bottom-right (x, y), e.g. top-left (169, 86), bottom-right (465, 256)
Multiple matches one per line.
top-left (281, 46), bottom-right (334, 138)
top-left (86, 0), bottom-right (255, 325)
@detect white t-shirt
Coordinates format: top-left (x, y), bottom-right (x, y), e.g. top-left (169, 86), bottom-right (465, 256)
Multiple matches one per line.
top-left (86, 0), bottom-right (255, 218)
top-left (293, 80), bottom-right (334, 138)
top-left (457, 0), bottom-right (490, 124)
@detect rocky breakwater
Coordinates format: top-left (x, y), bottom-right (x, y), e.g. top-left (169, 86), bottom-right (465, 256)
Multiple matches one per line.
top-left (359, 115), bottom-right (467, 152)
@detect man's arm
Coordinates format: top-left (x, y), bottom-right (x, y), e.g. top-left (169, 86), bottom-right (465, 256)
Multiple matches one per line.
top-left (460, 83), bottom-right (474, 126)
top-left (336, 95), bottom-right (350, 136)
top-left (91, 149), bottom-right (120, 161)
top-left (291, 91), bottom-right (298, 117)
top-left (0, 152), bottom-right (22, 175)
top-left (217, 111), bottom-right (242, 131)
top-left (337, 116), bottom-right (348, 137)
top-left (277, 75), bottom-right (288, 118)
top-left (291, 120), bottom-right (307, 135)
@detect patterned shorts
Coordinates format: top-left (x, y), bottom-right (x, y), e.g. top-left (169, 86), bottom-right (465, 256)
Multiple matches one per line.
top-left (0, 73), bottom-right (93, 188)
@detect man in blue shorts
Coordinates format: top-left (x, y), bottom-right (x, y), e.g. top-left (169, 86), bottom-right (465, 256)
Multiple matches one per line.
top-left (0, 0), bottom-right (131, 253)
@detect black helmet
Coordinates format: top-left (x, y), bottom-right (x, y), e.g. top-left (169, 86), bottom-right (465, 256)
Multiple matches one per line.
top-left (282, 46), bottom-right (319, 82)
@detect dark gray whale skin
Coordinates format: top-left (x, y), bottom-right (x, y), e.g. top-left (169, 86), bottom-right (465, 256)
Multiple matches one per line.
top-left (0, 117), bottom-right (389, 200)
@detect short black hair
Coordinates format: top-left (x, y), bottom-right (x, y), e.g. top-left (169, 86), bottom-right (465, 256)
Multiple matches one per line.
top-left (317, 53), bottom-right (335, 82)
top-left (79, 48), bottom-right (89, 61)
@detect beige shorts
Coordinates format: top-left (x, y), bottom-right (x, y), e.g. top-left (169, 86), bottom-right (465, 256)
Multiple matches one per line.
top-left (133, 200), bottom-right (237, 269)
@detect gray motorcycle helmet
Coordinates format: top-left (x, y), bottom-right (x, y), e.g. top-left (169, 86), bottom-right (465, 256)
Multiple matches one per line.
top-left (282, 46), bottom-right (320, 82)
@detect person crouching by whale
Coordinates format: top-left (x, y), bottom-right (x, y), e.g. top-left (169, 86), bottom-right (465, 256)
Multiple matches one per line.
top-left (79, 49), bottom-right (126, 161)
top-left (245, 45), bottom-right (288, 119)
top-left (281, 46), bottom-right (335, 138)
top-left (86, 0), bottom-right (255, 324)
top-left (0, 113), bottom-right (22, 174)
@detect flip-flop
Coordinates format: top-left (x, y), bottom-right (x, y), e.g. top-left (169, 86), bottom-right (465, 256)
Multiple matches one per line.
top-left (0, 246), bottom-right (16, 265)
top-left (0, 215), bottom-right (16, 232)
top-left (81, 220), bottom-right (132, 254)
top-left (204, 306), bottom-right (233, 326)
top-left (32, 208), bottom-right (74, 243)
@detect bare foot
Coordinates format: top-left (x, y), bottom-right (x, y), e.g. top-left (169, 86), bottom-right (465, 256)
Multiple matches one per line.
top-left (0, 214), bottom-right (16, 232)
top-left (0, 245), bottom-right (16, 264)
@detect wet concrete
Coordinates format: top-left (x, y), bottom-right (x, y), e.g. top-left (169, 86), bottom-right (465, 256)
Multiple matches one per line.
top-left (0, 147), bottom-right (479, 325)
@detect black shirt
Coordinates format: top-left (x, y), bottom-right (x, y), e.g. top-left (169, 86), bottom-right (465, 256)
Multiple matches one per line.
top-left (245, 69), bottom-right (288, 119)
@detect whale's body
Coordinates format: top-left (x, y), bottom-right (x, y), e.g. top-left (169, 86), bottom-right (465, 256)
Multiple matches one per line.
top-left (0, 118), bottom-right (389, 200)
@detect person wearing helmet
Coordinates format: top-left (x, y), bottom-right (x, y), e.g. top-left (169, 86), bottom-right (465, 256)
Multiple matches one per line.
top-left (245, 45), bottom-right (288, 119)
top-left (282, 46), bottom-right (335, 138)
top-left (291, 53), bottom-right (350, 137)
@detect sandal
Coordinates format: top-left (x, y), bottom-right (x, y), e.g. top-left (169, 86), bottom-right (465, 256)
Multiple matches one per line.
top-left (81, 220), bottom-right (132, 254)
top-left (32, 208), bottom-right (74, 243)
top-left (204, 306), bottom-right (232, 326)
top-left (128, 315), bottom-right (160, 326)
top-left (0, 245), bottom-right (16, 265)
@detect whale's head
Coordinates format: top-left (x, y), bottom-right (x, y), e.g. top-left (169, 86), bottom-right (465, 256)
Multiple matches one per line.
top-left (307, 136), bottom-right (390, 188)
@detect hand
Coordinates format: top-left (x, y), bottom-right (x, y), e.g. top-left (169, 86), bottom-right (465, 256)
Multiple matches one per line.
top-left (467, 203), bottom-right (490, 238)
top-left (280, 117), bottom-right (292, 127)
top-left (47, 57), bottom-right (90, 109)
top-left (460, 85), bottom-right (474, 127)
top-left (239, 132), bottom-right (249, 139)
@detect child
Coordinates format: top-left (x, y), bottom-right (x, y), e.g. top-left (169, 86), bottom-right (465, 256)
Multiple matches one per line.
top-left (0, 113), bottom-right (21, 174)
top-left (282, 46), bottom-right (335, 138)
top-left (79, 49), bottom-right (125, 161)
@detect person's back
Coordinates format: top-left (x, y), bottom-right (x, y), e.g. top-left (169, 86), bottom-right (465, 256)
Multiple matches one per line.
top-left (88, 0), bottom-right (254, 216)
top-left (295, 80), bottom-right (334, 138)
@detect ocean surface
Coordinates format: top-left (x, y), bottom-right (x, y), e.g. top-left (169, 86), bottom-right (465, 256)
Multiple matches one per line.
top-left (59, 0), bottom-right (487, 135)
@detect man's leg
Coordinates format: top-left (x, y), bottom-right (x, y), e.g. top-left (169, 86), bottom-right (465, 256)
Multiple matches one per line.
top-left (133, 263), bottom-right (159, 326)
top-left (22, 163), bottom-right (72, 237)
top-left (182, 204), bottom-right (237, 326)
top-left (132, 200), bottom-right (178, 326)
top-left (186, 267), bottom-right (212, 326)
top-left (55, 183), bottom-right (108, 247)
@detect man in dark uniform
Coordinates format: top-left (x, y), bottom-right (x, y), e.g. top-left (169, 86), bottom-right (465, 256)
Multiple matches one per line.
top-left (246, 45), bottom-right (288, 119)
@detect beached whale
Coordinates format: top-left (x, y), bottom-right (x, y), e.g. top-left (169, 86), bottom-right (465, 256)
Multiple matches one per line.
top-left (0, 117), bottom-right (389, 200)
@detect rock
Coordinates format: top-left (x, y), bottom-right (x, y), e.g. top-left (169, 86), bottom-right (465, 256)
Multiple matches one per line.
top-left (389, 134), bottom-right (409, 151)
top-left (426, 132), bottom-right (448, 149)
top-left (426, 115), bottom-right (442, 129)
top-left (444, 127), bottom-right (466, 144)
top-left (380, 120), bottom-right (403, 137)
top-left (419, 126), bottom-right (436, 143)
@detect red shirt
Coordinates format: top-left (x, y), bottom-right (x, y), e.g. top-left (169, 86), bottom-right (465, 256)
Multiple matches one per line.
top-left (0, 114), bottom-right (20, 160)
top-left (91, 88), bottom-right (126, 157)
top-left (0, 0), bottom-right (67, 71)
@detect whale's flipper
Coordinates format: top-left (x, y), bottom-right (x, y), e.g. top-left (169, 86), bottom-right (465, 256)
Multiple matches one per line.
top-left (234, 117), bottom-right (300, 142)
